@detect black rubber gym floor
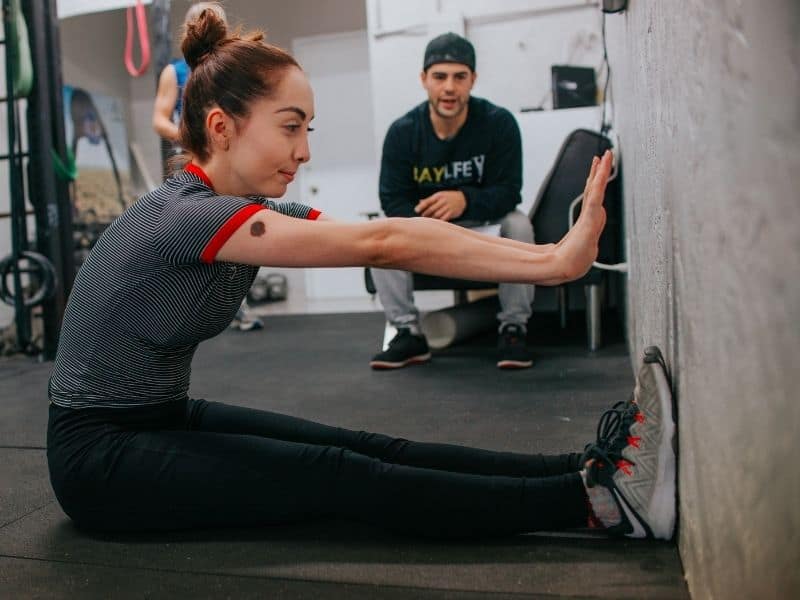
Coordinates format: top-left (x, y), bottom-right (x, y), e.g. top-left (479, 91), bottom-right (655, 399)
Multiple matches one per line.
top-left (0, 311), bottom-right (688, 598)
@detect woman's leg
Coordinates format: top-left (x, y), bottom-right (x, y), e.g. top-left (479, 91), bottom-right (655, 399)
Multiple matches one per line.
top-left (186, 399), bottom-right (583, 478)
top-left (49, 402), bottom-right (587, 536)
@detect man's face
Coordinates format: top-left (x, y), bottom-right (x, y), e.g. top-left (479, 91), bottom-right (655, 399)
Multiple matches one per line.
top-left (420, 63), bottom-right (476, 120)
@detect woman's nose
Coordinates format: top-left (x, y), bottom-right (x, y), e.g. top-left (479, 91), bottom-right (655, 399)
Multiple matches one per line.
top-left (295, 137), bottom-right (311, 163)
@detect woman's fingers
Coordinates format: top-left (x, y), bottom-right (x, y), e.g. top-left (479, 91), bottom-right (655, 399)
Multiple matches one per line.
top-left (585, 151), bottom-right (613, 208)
top-left (581, 153), bottom-right (606, 203)
top-left (587, 156), bottom-right (599, 184)
top-left (581, 156), bottom-right (600, 199)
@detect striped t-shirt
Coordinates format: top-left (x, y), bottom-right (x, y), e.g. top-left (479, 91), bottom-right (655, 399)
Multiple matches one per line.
top-left (49, 166), bottom-right (320, 409)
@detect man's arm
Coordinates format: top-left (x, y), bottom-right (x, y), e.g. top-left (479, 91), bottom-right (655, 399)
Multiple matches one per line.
top-left (379, 122), bottom-right (418, 218)
top-left (459, 108), bottom-right (522, 222)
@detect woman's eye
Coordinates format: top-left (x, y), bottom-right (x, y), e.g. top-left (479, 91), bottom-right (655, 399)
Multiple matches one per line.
top-left (285, 124), bottom-right (314, 133)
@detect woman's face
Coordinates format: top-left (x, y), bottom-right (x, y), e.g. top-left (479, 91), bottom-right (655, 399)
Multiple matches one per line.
top-left (226, 67), bottom-right (314, 198)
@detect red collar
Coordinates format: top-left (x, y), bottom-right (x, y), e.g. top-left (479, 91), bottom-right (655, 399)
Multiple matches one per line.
top-left (185, 163), bottom-right (215, 190)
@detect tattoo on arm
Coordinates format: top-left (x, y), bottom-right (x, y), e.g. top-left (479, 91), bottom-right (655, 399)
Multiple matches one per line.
top-left (250, 221), bottom-right (266, 237)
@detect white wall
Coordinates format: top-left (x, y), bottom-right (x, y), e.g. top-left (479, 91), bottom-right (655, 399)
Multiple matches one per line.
top-left (367, 0), bottom-right (604, 152)
top-left (293, 31), bottom-right (379, 299)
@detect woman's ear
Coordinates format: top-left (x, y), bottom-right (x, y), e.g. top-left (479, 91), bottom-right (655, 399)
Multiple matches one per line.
top-left (206, 107), bottom-right (231, 151)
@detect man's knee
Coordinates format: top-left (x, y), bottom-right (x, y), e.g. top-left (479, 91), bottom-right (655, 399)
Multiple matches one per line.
top-left (371, 268), bottom-right (413, 288)
top-left (499, 210), bottom-right (534, 243)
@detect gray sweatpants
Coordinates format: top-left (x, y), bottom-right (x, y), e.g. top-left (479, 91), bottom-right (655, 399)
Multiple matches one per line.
top-left (372, 210), bottom-right (535, 332)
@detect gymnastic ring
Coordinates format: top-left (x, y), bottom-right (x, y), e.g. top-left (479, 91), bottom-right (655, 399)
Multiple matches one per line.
top-left (0, 251), bottom-right (56, 307)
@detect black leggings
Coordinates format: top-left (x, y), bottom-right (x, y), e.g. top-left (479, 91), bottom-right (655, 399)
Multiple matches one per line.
top-left (47, 399), bottom-right (588, 537)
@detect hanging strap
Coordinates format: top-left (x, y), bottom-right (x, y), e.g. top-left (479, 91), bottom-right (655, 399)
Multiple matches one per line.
top-left (7, 0), bottom-right (34, 97)
top-left (124, 0), bottom-right (151, 77)
top-left (51, 147), bottom-right (77, 182)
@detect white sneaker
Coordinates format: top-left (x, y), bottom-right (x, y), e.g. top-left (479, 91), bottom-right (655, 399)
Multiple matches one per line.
top-left (582, 346), bottom-right (677, 540)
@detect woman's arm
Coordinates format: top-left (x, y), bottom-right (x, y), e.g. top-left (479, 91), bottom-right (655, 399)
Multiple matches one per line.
top-left (215, 152), bottom-right (612, 286)
top-left (217, 212), bottom-right (564, 283)
top-left (152, 66), bottom-right (180, 141)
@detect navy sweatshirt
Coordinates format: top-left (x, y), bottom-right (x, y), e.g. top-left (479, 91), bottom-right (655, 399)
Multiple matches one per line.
top-left (379, 96), bottom-right (522, 223)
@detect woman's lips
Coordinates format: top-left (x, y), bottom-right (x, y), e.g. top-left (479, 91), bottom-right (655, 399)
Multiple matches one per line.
top-left (279, 171), bottom-right (295, 183)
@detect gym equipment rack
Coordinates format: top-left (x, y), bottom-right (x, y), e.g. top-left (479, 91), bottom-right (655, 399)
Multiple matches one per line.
top-left (1, 0), bottom-right (74, 358)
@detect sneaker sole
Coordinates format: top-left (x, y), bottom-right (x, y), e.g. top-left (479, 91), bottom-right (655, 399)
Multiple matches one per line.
top-left (643, 349), bottom-right (677, 540)
top-left (620, 348), bottom-right (676, 540)
top-left (496, 359), bottom-right (533, 369)
top-left (369, 353), bottom-right (432, 370)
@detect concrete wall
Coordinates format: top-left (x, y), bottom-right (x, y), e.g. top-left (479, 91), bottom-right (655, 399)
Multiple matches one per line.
top-left (605, 2), bottom-right (800, 598)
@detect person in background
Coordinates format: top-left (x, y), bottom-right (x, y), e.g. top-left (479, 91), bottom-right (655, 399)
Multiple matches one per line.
top-left (152, 1), bottom-right (262, 331)
top-left (370, 32), bottom-right (535, 370)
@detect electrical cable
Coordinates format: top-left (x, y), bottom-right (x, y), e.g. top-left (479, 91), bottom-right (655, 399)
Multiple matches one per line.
top-left (600, 12), bottom-right (611, 136)
top-left (572, 10), bottom-right (627, 273)
top-left (567, 151), bottom-right (628, 273)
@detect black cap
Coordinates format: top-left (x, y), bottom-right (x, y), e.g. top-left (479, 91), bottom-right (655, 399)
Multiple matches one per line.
top-left (423, 32), bottom-right (475, 71)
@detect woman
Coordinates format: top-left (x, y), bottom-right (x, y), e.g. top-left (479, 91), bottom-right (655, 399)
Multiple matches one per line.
top-left (151, 2), bottom-right (226, 151)
top-left (152, 1), bottom-right (260, 330)
top-left (48, 6), bottom-right (675, 540)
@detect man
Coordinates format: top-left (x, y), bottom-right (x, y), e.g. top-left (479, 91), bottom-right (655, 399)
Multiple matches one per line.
top-left (370, 32), bottom-right (535, 370)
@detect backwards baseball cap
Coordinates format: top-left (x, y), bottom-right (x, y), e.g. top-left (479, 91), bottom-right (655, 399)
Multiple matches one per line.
top-left (423, 32), bottom-right (476, 71)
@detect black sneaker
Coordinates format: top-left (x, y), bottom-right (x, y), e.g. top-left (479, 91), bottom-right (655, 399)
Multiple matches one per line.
top-left (582, 347), bottom-right (676, 540)
top-left (370, 328), bottom-right (431, 370)
top-left (497, 324), bottom-right (533, 369)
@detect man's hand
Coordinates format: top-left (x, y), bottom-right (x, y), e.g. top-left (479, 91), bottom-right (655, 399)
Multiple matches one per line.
top-left (414, 190), bottom-right (467, 221)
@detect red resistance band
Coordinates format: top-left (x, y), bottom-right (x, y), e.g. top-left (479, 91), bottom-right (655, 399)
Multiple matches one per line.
top-left (124, 0), bottom-right (151, 77)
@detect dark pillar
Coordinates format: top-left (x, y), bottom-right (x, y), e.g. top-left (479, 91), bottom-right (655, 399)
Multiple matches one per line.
top-left (22, 0), bottom-right (74, 359)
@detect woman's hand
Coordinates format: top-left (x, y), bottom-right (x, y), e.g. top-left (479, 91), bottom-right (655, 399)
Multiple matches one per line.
top-left (552, 150), bottom-right (612, 281)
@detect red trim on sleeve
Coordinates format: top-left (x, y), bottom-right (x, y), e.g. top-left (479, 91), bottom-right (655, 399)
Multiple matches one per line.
top-left (185, 163), bottom-right (215, 190)
top-left (200, 204), bottom-right (266, 263)
top-left (307, 209), bottom-right (322, 220)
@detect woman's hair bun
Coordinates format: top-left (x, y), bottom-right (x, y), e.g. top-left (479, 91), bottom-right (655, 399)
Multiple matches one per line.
top-left (181, 3), bottom-right (228, 70)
